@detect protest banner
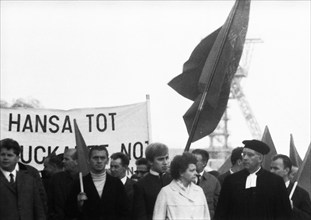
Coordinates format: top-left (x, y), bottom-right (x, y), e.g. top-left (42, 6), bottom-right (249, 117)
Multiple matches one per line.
top-left (0, 100), bottom-right (151, 173)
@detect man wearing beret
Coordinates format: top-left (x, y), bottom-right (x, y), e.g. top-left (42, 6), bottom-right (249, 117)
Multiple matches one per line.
top-left (215, 139), bottom-right (292, 220)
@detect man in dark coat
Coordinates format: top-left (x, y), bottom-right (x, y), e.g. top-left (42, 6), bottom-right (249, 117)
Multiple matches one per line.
top-left (0, 138), bottom-right (46, 220)
top-left (271, 154), bottom-right (311, 220)
top-left (65, 145), bottom-right (130, 220)
top-left (218, 147), bottom-right (244, 186)
top-left (47, 148), bottom-right (79, 220)
top-left (215, 139), bottom-right (292, 220)
top-left (132, 142), bottom-right (172, 220)
top-left (110, 152), bottom-right (136, 212)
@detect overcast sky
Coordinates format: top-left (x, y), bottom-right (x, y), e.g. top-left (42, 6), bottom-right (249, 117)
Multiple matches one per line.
top-left (1, 0), bottom-right (310, 158)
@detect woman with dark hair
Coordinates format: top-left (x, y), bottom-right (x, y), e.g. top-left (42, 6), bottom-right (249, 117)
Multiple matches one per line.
top-left (153, 152), bottom-right (210, 220)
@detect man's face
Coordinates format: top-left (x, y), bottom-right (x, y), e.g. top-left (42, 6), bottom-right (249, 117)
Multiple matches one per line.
top-left (135, 164), bottom-right (149, 179)
top-left (150, 154), bottom-right (169, 174)
top-left (270, 158), bottom-right (288, 180)
top-left (193, 153), bottom-right (206, 173)
top-left (242, 148), bottom-right (262, 173)
top-left (110, 158), bottom-right (126, 179)
top-left (0, 148), bottom-right (19, 172)
top-left (62, 151), bottom-right (78, 172)
top-left (181, 163), bottom-right (198, 184)
top-left (89, 150), bottom-right (109, 174)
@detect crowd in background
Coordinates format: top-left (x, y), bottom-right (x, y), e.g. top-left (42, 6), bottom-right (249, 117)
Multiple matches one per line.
top-left (0, 138), bottom-right (310, 220)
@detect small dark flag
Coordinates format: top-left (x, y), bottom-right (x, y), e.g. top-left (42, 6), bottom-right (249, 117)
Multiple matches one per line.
top-left (289, 134), bottom-right (303, 168)
top-left (73, 119), bottom-right (90, 176)
top-left (296, 143), bottom-right (311, 198)
top-left (218, 156), bottom-right (232, 175)
top-left (261, 126), bottom-right (277, 171)
top-left (169, 0), bottom-right (251, 144)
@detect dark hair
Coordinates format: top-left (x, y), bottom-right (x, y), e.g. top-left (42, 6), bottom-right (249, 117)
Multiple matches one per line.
top-left (170, 152), bottom-right (197, 180)
top-left (192, 149), bottom-right (209, 163)
top-left (88, 145), bottom-right (109, 159)
top-left (145, 142), bottom-right (168, 162)
top-left (272, 154), bottom-right (292, 172)
top-left (135, 157), bottom-right (148, 166)
top-left (0, 138), bottom-right (21, 156)
top-left (231, 147), bottom-right (243, 165)
top-left (47, 152), bottom-right (64, 169)
top-left (110, 152), bottom-right (130, 167)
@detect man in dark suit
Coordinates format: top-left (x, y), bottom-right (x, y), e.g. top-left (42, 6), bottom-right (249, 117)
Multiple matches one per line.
top-left (271, 154), bottom-right (311, 220)
top-left (192, 149), bottom-right (221, 220)
top-left (110, 152), bottom-right (136, 211)
top-left (132, 142), bottom-right (172, 220)
top-left (218, 147), bottom-right (244, 186)
top-left (65, 145), bottom-right (129, 220)
top-left (0, 138), bottom-right (46, 220)
top-left (47, 148), bottom-right (79, 220)
top-left (215, 139), bottom-right (292, 220)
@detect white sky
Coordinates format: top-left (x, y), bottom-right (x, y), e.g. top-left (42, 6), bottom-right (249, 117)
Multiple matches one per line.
top-left (1, 0), bottom-right (310, 158)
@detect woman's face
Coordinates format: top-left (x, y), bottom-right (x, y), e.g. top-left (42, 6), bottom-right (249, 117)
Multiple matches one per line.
top-left (180, 163), bottom-right (197, 184)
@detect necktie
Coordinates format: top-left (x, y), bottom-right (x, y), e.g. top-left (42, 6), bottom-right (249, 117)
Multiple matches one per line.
top-left (196, 174), bottom-right (201, 185)
top-left (9, 173), bottom-right (14, 184)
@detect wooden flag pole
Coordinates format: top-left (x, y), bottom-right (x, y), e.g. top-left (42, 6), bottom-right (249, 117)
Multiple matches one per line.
top-left (289, 181), bottom-right (298, 200)
top-left (79, 172), bottom-right (84, 193)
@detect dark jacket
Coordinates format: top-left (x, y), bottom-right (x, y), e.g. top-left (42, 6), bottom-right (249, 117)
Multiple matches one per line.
top-left (215, 168), bottom-right (292, 220)
top-left (132, 172), bottom-right (172, 220)
top-left (0, 169), bottom-right (46, 220)
top-left (47, 171), bottom-right (78, 220)
top-left (287, 182), bottom-right (311, 220)
top-left (19, 162), bottom-right (48, 213)
top-left (65, 173), bottom-right (130, 220)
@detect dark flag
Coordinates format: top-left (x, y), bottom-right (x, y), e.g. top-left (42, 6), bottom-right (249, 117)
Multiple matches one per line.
top-left (289, 133), bottom-right (303, 167)
top-left (73, 119), bottom-right (90, 176)
top-left (218, 156), bottom-right (232, 175)
top-left (261, 126), bottom-right (277, 170)
top-left (168, 0), bottom-right (251, 147)
top-left (296, 143), bottom-right (311, 198)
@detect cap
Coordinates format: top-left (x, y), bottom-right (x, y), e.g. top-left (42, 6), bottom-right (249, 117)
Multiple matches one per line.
top-left (242, 139), bottom-right (270, 155)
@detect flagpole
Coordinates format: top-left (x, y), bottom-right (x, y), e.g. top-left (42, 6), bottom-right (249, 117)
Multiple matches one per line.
top-left (184, 1), bottom-right (240, 152)
top-left (184, 91), bottom-right (208, 152)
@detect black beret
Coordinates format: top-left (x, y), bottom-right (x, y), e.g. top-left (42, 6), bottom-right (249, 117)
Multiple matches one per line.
top-left (242, 139), bottom-right (270, 155)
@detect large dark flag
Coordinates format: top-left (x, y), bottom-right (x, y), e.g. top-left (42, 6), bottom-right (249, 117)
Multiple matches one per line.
top-left (169, 0), bottom-right (251, 147)
top-left (218, 156), bottom-right (232, 175)
top-left (289, 134), bottom-right (303, 167)
top-left (261, 126), bottom-right (277, 170)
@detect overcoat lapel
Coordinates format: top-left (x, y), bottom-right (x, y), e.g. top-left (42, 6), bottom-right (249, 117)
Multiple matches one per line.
top-left (0, 171), bottom-right (16, 193)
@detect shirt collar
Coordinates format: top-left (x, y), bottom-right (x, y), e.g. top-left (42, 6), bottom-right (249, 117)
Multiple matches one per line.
top-left (121, 176), bottom-right (127, 185)
top-left (285, 180), bottom-right (290, 188)
top-left (150, 169), bottom-right (162, 176)
top-left (0, 165), bottom-right (18, 182)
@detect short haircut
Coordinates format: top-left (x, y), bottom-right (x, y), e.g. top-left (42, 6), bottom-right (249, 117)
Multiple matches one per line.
top-left (64, 148), bottom-right (78, 160)
top-left (272, 154), bottom-right (292, 172)
top-left (0, 138), bottom-right (21, 156)
top-left (135, 157), bottom-right (150, 170)
top-left (88, 145), bottom-right (109, 159)
top-left (47, 153), bottom-right (63, 169)
top-left (231, 147), bottom-right (243, 165)
top-left (170, 152), bottom-right (197, 180)
top-left (135, 157), bottom-right (148, 166)
top-left (145, 142), bottom-right (168, 162)
top-left (110, 152), bottom-right (130, 167)
top-left (192, 149), bottom-right (209, 163)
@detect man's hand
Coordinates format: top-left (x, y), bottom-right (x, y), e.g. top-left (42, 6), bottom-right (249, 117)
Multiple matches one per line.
top-left (77, 192), bottom-right (88, 208)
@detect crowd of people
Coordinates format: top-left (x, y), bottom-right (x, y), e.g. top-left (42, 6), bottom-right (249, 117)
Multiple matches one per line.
top-left (0, 137), bottom-right (310, 220)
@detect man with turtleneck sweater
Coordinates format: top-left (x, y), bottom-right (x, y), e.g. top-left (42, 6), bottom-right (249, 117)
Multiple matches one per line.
top-left (132, 142), bottom-right (172, 220)
top-left (65, 145), bottom-right (130, 220)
